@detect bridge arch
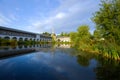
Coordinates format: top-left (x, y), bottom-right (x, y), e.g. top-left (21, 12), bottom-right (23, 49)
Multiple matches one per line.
top-left (19, 37), bottom-right (23, 41)
top-left (24, 38), bottom-right (28, 41)
top-left (37, 39), bottom-right (39, 41)
top-left (12, 37), bottom-right (17, 41)
top-left (30, 38), bottom-right (32, 41)
top-left (4, 36), bottom-right (10, 40)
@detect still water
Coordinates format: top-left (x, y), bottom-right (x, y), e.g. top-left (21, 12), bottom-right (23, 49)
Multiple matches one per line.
top-left (0, 44), bottom-right (120, 80)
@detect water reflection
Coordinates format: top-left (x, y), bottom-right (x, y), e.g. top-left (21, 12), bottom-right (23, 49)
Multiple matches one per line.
top-left (95, 58), bottom-right (120, 80)
top-left (56, 44), bottom-right (71, 48)
top-left (0, 44), bottom-right (53, 58)
top-left (77, 55), bottom-right (90, 67)
top-left (0, 44), bottom-right (120, 80)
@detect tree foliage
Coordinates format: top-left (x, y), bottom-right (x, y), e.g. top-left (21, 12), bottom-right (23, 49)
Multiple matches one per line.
top-left (93, 30), bottom-right (101, 40)
top-left (92, 0), bottom-right (120, 44)
top-left (69, 0), bottom-right (120, 60)
top-left (77, 25), bottom-right (91, 42)
top-left (59, 32), bottom-right (69, 37)
top-left (70, 32), bottom-right (77, 42)
top-left (42, 32), bottom-right (51, 36)
top-left (70, 25), bottom-right (91, 47)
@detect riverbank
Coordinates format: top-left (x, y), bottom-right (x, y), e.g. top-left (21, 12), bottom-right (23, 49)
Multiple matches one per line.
top-left (71, 41), bottom-right (120, 61)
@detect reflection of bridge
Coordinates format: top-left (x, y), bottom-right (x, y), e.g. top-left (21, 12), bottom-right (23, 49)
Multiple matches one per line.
top-left (0, 26), bottom-right (52, 42)
top-left (0, 44), bottom-right (52, 58)
top-left (0, 44), bottom-right (71, 59)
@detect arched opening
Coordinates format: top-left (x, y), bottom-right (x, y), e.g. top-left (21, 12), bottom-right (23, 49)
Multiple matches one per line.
top-left (18, 38), bottom-right (24, 44)
top-left (3, 36), bottom-right (10, 45)
top-left (4, 36), bottom-right (10, 40)
top-left (33, 39), bottom-right (35, 41)
top-left (11, 37), bottom-right (17, 45)
top-left (19, 38), bottom-right (23, 41)
top-left (25, 38), bottom-right (28, 41)
top-left (30, 38), bottom-right (32, 41)
top-left (29, 38), bottom-right (33, 44)
top-left (12, 37), bottom-right (17, 41)
top-left (18, 45), bottom-right (23, 49)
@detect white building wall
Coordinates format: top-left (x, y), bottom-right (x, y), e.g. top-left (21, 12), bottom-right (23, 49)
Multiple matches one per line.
top-left (57, 37), bottom-right (71, 42)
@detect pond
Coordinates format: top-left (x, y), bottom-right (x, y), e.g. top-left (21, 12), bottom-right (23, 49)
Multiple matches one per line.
top-left (0, 44), bottom-right (120, 80)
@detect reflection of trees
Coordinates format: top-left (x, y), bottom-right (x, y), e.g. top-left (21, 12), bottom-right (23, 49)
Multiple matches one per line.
top-left (77, 55), bottom-right (89, 67)
top-left (95, 58), bottom-right (120, 80)
top-left (71, 48), bottom-right (97, 67)
top-left (74, 49), bottom-right (97, 67)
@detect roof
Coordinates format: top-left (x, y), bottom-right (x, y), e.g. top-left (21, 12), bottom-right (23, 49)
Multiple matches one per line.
top-left (0, 26), bottom-right (52, 38)
top-left (0, 26), bottom-right (36, 35)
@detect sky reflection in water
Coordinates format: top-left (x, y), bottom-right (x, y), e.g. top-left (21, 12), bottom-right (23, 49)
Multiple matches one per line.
top-left (0, 44), bottom-right (119, 80)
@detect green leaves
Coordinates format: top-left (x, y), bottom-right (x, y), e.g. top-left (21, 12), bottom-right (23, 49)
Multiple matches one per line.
top-left (92, 0), bottom-right (120, 45)
top-left (70, 25), bottom-right (91, 47)
top-left (60, 32), bottom-right (69, 37)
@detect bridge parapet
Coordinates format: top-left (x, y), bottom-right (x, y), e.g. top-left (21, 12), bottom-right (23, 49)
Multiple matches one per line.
top-left (0, 26), bottom-right (52, 42)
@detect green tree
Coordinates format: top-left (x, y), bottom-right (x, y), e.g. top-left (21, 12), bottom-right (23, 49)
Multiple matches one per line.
top-left (93, 30), bottom-right (101, 40)
top-left (42, 32), bottom-right (51, 36)
top-left (60, 32), bottom-right (64, 36)
top-left (92, 0), bottom-right (120, 45)
top-left (77, 25), bottom-right (91, 44)
top-left (70, 25), bottom-right (91, 49)
top-left (60, 32), bottom-right (69, 37)
top-left (92, 0), bottom-right (120, 60)
top-left (70, 32), bottom-right (77, 42)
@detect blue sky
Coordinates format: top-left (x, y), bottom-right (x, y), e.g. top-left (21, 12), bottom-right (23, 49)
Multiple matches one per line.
top-left (0, 0), bottom-right (100, 34)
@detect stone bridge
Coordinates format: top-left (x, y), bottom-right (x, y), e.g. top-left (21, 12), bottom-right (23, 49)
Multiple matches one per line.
top-left (0, 26), bottom-right (52, 42)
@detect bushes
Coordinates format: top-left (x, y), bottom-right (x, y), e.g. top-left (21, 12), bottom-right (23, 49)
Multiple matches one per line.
top-left (0, 38), bottom-right (10, 46)
top-left (70, 25), bottom-right (120, 60)
top-left (91, 40), bottom-right (120, 60)
top-left (0, 38), bottom-right (37, 46)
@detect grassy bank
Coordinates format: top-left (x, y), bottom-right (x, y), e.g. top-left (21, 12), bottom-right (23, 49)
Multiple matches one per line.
top-left (71, 39), bottom-right (120, 61)
top-left (69, 25), bottom-right (120, 60)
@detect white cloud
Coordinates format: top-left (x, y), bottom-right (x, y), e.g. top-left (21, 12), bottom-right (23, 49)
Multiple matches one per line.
top-left (0, 17), bottom-right (5, 24)
top-left (9, 14), bottom-right (17, 21)
top-left (0, 13), bottom-right (12, 25)
top-left (15, 8), bottom-right (20, 11)
top-left (27, 0), bottom-right (100, 33)
top-left (0, 12), bottom-right (18, 27)
top-left (55, 12), bottom-right (66, 19)
top-left (0, 0), bottom-right (100, 34)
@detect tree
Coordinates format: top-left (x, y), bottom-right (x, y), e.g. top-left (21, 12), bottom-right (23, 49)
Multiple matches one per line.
top-left (70, 32), bottom-right (77, 42)
top-left (60, 32), bottom-right (64, 36)
top-left (93, 30), bottom-right (101, 40)
top-left (77, 25), bottom-right (91, 44)
top-left (42, 32), bottom-right (51, 36)
top-left (70, 25), bottom-right (91, 47)
top-left (92, 0), bottom-right (120, 45)
top-left (60, 32), bottom-right (69, 37)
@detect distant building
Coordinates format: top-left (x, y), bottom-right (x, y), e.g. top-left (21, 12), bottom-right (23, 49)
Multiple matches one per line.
top-left (56, 44), bottom-right (71, 48)
top-left (56, 37), bottom-right (71, 42)
top-left (0, 26), bottom-right (52, 42)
